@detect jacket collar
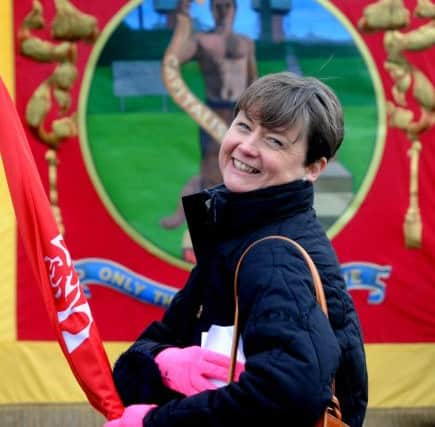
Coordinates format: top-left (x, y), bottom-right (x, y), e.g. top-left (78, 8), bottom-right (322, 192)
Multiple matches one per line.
top-left (182, 180), bottom-right (314, 258)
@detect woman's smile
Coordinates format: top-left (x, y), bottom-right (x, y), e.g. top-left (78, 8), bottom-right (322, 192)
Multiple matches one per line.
top-left (232, 158), bottom-right (260, 174)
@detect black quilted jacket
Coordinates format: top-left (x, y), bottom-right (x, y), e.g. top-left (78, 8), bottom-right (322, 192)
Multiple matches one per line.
top-left (113, 180), bottom-right (368, 427)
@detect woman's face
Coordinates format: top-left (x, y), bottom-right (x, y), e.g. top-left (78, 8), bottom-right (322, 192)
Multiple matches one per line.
top-left (219, 110), bottom-right (320, 193)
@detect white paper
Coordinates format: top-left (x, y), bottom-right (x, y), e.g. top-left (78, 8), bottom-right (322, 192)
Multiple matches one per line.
top-left (201, 325), bottom-right (245, 387)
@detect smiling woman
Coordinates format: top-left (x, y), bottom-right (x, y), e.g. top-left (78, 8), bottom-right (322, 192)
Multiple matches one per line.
top-left (106, 70), bottom-right (368, 427)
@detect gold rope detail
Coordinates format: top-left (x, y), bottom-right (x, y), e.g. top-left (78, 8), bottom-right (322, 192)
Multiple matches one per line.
top-left (404, 139), bottom-right (422, 248)
top-left (45, 149), bottom-right (64, 235)
top-left (161, 12), bottom-right (227, 142)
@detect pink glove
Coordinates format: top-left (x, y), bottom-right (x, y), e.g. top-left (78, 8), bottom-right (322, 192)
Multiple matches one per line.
top-left (155, 345), bottom-right (245, 396)
top-left (103, 404), bottom-right (156, 427)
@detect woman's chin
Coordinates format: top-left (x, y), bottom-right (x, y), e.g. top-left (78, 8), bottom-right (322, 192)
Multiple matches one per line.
top-left (223, 177), bottom-right (260, 193)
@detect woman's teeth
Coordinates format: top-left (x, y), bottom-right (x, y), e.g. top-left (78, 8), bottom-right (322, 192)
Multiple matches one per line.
top-left (233, 159), bottom-right (260, 174)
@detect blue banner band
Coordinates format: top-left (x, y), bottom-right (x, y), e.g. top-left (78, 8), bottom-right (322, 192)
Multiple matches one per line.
top-left (74, 258), bottom-right (177, 308)
top-left (74, 259), bottom-right (392, 307)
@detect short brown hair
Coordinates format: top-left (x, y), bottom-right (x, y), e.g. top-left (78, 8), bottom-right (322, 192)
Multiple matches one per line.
top-left (234, 72), bottom-right (344, 165)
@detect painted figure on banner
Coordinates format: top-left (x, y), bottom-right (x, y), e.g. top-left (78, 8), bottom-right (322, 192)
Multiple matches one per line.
top-left (160, 0), bottom-right (258, 262)
top-left (359, 0), bottom-right (435, 248)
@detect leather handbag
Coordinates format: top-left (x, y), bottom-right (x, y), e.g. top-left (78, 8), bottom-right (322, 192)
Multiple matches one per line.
top-left (227, 235), bottom-right (349, 427)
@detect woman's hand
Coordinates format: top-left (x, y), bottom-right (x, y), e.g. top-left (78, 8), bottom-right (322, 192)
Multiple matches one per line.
top-left (103, 404), bottom-right (156, 427)
top-left (155, 345), bottom-right (245, 396)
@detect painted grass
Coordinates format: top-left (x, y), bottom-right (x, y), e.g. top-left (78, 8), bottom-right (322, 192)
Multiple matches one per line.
top-left (86, 112), bottom-right (200, 257)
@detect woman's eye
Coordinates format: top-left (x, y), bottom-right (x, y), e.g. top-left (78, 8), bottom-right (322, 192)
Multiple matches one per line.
top-left (266, 138), bottom-right (284, 148)
top-left (237, 122), bottom-right (250, 131)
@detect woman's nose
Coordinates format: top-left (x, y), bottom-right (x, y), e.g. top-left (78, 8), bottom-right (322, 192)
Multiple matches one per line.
top-left (238, 133), bottom-right (260, 156)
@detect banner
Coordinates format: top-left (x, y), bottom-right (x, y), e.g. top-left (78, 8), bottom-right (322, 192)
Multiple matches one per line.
top-left (2, 0), bottom-right (435, 409)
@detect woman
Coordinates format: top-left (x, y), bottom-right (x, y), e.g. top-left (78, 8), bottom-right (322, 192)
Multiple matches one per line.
top-left (105, 72), bottom-right (368, 427)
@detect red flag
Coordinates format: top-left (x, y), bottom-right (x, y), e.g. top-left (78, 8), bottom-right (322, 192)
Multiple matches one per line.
top-left (0, 79), bottom-right (124, 420)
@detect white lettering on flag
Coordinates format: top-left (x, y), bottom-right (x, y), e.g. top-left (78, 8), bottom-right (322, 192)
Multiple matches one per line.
top-left (44, 234), bottom-right (93, 353)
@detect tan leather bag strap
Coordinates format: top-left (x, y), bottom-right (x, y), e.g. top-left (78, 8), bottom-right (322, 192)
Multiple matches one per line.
top-left (228, 235), bottom-right (342, 419)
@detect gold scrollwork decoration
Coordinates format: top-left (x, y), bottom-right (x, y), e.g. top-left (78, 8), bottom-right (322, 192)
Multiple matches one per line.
top-left (18, 0), bottom-right (99, 234)
top-left (359, 0), bottom-right (435, 248)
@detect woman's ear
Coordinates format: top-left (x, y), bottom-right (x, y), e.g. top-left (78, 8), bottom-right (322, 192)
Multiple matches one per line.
top-left (304, 157), bottom-right (327, 182)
